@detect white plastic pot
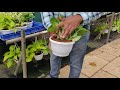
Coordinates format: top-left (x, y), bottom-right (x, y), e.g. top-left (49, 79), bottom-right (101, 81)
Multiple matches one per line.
top-left (34, 53), bottom-right (44, 61)
top-left (0, 30), bottom-right (14, 34)
top-left (104, 29), bottom-right (109, 33)
top-left (17, 21), bottom-right (33, 30)
top-left (49, 37), bottom-right (75, 57)
top-left (0, 21), bottom-right (33, 34)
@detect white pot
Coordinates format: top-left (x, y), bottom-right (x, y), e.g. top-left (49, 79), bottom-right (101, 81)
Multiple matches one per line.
top-left (16, 21), bottom-right (33, 30)
top-left (34, 53), bottom-right (43, 61)
top-left (112, 27), bottom-right (116, 31)
top-left (104, 29), bottom-right (109, 33)
top-left (0, 21), bottom-right (33, 34)
top-left (0, 30), bottom-right (14, 34)
top-left (49, 37), bottom-right (75, 57)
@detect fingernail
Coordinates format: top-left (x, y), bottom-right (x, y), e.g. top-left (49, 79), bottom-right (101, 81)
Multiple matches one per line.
top-left (62, 36), bottom-right (65, 38)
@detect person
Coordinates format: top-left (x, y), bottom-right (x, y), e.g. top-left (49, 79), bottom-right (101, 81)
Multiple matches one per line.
top-left (40, 12), bottom-right (109, 78)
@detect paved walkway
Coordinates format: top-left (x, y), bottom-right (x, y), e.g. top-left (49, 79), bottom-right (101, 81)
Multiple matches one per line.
top-left (60, 38), bottom-right (120, 78)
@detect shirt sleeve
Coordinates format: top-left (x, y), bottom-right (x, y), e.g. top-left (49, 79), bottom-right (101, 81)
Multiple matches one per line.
top-left (73, 12), bottom-right (110, 26)
top-left (40, 12), bottom-right (53, 29)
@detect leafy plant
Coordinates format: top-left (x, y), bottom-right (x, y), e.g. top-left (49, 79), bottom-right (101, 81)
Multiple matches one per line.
top-left (0, 13), bottom-right (16, 30)
top-left (0, 12), bottom-right (35, 32)
top-left (48, 16), bottom-right (89, 42)
top-left (112, 18), bottom-right (120, 33)
top-left (3, 45), bottom-right (21, 68)
top-left (3, 39), bottom-right (50, 68)
top-left (94, 22), bottom-right (108, 34)
top-left (22, 39), bottom-right (50, 62)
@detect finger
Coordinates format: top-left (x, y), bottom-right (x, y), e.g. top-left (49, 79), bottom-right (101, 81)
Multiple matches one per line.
top-left (61, 24), bottom-right (69, 36)
top-left (58, 16), bottom-right (63, 21)
top-left (56, 21), bottom-right (64, 33)
top-left (58, 16), bottom-right (65, 21)
top-left (62, 18), bottom-right (66, 22)
top-left (62, 25), bottom-right (72, 39)
top-left (68, 27), bottom-right (75, 35)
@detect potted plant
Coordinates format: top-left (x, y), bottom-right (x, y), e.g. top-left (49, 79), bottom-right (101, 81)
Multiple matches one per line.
top-left (27, 39), bottom-right (50, 61)
top-left (48, 16), bottom-right (89, 57)
top-left (94, 22), bottom-right (108, 34)
top-left (111, 18), bottom-right (120, 33)
top-left (3, 45), bottom-right (21, 68)
top-left (3, 44), bottom-right (35, 68)
top-left (13, 12), bottom-right (35, 30)
top-left (0, 12), bottom-right (35, 34)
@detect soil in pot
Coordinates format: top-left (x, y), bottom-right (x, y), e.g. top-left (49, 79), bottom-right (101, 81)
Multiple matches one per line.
top-left (51, 36), bottom-right (72, 42)
top-left (35, 51), bottom-right (42, 55)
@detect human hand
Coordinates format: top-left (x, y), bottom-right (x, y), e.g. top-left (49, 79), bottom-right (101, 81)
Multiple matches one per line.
top-left (56, 15), bottom-right (83, 39)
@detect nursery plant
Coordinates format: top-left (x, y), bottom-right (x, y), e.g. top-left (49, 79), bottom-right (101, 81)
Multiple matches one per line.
top-left (112, 18), bottom-right (120, 33)
top-left (0, 12), bottom-right (35, 33)
top-left (94, 22), bottom-right (108, 34)
top-left (3, 45), bottom-right (21, 68)
top-left (48, 16), bottom-right (89, 57)
top-left (27, 39), bottom-right (50, 61)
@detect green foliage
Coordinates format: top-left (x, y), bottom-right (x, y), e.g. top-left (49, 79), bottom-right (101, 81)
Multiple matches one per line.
top-left (48, 16), bottom-right (89, 42)
top-left (3, 45), bottom-right (21, 68)
top-left (27, 39), bottom-right (50, 56)
top-left (112, 18), bottom-right (120, 33)
top-left (3, 39), bottom-right (50, 68)
top-left (0, 12), bottom-right (35, 32)
top-left (94, 22), bottom-right (108, 34)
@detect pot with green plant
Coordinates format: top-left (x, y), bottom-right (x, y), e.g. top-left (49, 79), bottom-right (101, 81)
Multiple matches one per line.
top-left (3, 44), bottom-right (36, 68)
top-left (111, 18), bottom-right (120, 33)
top-left (27, 39), bottom-right (50, 61)
top-left (48, 17), bottom-right (89, 57)
top-left (14, 12), bottom-right (35, 30)
top-left (0, 12), bottom-right (35, 34)
top-left (3, 45), bottom-right (21, 68)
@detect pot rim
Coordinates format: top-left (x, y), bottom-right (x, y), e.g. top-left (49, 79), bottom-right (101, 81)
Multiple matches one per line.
top-left (49, 36), bottom-right (75, 45)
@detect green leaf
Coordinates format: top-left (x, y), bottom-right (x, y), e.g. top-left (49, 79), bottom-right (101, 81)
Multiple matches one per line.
top-left (77, 28), bottom-right (89, 36)
top-left (50, 17), bottom-right (60, 24)
top-left (70, 32), bottom-right (78, 39)
top-left (30, 48), bottom-right (36, 52)
top-left (6, 59), bottom-right (13, 68)
top-left (30, 53), bottom-right (35, 58)
top-left (26, 52), bottom-right (34, 62)
top-left (4, 52), bottom-right (10, 56)
top-left (15, 47), bottom-right (20, 54)
top-left (9, 45), bottom-right (15, 51)
top-left (48, 25), bottom-right (56, 32)
top-left (14, 55), bottom-right (18, 60)
top-left (72, 36), bottom-right (81, 42)
top-left (39, 45), bottom-right (47, 50)
top-left (9, 21), bottom-right (15, 29)
top-left (26, 58), bottom-right (31, 62)
top-left (42, 49), bottom-right (49, 55)
top-left (3, 53), bottom-right (13, 62)
top-left (13, 28), bottom-right (18, 33)
top-left (27, 45), bottom-right (33, 49)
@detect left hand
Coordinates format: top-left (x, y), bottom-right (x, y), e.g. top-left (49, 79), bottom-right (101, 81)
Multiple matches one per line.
top-left (56, 15), bottom-right (83, 39)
